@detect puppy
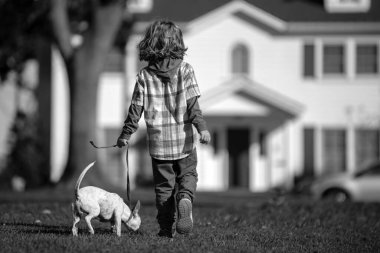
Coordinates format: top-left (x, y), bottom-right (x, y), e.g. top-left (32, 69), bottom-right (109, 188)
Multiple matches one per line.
top-left (71, 162), bottom-right (141, 236)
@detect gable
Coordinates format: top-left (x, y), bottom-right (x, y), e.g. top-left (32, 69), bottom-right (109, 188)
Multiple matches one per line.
top-left (200, 77), bottom-right (303, 118)
top-left (203, 92), bottom-right (270, 116)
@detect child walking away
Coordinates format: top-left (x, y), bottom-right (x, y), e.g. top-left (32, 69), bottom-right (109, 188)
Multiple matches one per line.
top-left (117, 19), bottom-right (211, 238)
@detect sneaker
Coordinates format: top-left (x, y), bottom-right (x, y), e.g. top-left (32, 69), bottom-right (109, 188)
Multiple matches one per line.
top-left (176, 198), bottom-right (193, 234)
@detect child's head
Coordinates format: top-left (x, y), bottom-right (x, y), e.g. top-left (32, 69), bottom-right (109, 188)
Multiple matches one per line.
top-left (138, 19), bottom-right (187, 62)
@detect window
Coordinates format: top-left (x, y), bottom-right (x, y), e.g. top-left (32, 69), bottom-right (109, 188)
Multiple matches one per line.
top-left (231, 44), bottom-right (249, 74)
top-left (323, 129), bottom-right (346, 174)
top-left (303, 44), bottom-right (315, 77)
top-left (259, 131), bottom-right (267, 157)
top-left (324, 0), bottom-right (370, 13)
top-left (303, 41), bottom-right (378, 79)
top-left (323, 45), bottom-right (345, 75)
top-left (356, 162), bottom-right (380, 177)
top-left (356, 44), bottom-right (378, 74)
top-left (212, 131), bottom-right (219, 155)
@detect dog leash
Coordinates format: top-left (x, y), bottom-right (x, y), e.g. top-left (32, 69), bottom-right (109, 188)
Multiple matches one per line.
top-left (89, 141), bottom-right (131, 206)
top-left (89, 141), bottom-right (117, 149)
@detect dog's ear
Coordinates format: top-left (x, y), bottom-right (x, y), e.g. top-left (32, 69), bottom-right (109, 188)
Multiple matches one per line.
top-left (132, 200), bottom-right (141, 216)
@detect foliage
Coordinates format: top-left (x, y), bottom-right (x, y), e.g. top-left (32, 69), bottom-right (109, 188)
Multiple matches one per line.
top-left (0, 0), bottom-right (131, 187)
top-left (0, 0), bottom-right (49, 80)
top-left (0, 0), bottom-right (129, 81)
top-left (0, 191), bottom-right (379, 252)
top-left (0, 0), bottom-right (51, 189)
top-left (3, 111), bottom-right (48, 189)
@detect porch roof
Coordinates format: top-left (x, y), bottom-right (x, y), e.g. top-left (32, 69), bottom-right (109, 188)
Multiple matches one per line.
top-left (200, 76), bottom-right (303, 119)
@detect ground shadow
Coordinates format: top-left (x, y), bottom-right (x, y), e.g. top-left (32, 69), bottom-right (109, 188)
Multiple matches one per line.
top-left (2, 222), bottom-right (145, 236)
top-left (2, 222), bottom-right (72, 235)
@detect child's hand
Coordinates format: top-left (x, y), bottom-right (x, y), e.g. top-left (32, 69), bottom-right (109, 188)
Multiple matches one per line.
top-left (200, 130), bottom-right (211, 144)
top-left (117, 138), bottom-right (128, 148)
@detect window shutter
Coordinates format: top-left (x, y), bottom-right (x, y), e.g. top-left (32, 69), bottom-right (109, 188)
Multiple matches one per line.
top-left (303, 44), bottom-right (315, 77)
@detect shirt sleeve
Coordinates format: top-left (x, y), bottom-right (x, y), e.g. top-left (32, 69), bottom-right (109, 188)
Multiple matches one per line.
top-left (187, 96), bottom-right (208, 133)
top-left (184, 63), bottom-right (201, 100)
top-left (131, 74), bottom-right (144, 106)
top-left (119, 76), bottom-right (145, 140)
top-left (119, 103), bottom-right (144, 140)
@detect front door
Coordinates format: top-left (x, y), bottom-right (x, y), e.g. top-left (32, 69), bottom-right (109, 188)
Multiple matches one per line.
top-left (228, 128), bottom-right (250, 188)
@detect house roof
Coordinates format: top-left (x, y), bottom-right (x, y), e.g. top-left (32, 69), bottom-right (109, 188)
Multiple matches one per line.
top-left (134, 0), bottom-right (380, 23)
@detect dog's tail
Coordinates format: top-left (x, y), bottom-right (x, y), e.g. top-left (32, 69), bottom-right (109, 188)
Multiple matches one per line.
top-left (75, 161), bottom-right (96, 198)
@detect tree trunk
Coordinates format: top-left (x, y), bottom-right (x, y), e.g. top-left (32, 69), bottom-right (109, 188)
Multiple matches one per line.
top-left (53, 0), bottom-right (126, 188)
top-left (59, 47), bottom-right (101, 186)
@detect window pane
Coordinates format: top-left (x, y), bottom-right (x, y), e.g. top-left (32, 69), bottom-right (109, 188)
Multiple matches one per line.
top-left (232, 44), bottom-right (249, 74)
top-left (323, 45), bottom-right (345, 74)
top-left (303, 44), bottom-right (315, 77)
top-left (356, 45), bottom-right (378, 74)
top-left (323, 129), bottom-right (346, 174)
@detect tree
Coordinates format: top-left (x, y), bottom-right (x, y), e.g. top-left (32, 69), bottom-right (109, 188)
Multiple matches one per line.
top-left (0, 0), bottom-right (133, 187)
top-left (50, 0), bottom-right (132, 186)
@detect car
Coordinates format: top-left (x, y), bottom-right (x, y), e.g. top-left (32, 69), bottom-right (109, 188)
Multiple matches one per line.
top-left (310, 160), bottom-right (380, 202)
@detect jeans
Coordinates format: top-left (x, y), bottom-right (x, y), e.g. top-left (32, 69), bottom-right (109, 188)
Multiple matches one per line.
top-left (151, 149), bottom-right (198, 232)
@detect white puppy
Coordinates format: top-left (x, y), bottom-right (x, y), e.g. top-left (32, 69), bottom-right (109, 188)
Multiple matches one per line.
top-left (71, 162), bottom-right (141, 236)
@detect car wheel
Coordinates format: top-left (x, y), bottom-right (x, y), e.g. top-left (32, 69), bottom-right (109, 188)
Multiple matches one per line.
top-left (323, 189), bottom-right (350, 203)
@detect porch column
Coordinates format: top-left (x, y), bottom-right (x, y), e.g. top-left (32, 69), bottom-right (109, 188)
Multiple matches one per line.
top-left (284, 122), bottom-right (293, 189)
top-left (218, 126), bottom-right (229, 190)
top-left (346, 106), bottom-right (356, 173)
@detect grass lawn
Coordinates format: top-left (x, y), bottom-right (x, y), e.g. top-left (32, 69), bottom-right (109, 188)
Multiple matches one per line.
top-left (0, 189), bottom-right (379, 253)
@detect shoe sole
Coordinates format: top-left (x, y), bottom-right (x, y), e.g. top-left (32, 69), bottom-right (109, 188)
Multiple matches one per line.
top-left (176, 199), bottom-right (193, 234)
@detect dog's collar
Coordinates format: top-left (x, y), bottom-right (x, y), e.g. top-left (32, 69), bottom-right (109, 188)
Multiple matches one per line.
top-left (125, 212), bottom-right (134, 223)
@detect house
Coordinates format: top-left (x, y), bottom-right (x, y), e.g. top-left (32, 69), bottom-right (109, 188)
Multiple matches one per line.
top-left (52, 0), bottom-right (380, 191)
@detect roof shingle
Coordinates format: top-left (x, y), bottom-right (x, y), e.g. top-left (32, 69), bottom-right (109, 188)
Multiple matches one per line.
top-left (134, 0), bottom-right (380, 23)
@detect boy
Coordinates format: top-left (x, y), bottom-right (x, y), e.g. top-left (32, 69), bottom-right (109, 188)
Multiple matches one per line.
top-left (117, 19), bottom-right (210, 238)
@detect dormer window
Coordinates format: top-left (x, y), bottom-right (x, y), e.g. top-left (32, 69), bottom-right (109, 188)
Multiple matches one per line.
top-left (127, 0), bottom-right (153, 13)
top-left (324, 0), bottom-right (371, 13)
top-left (231, 44), bottom-right (250, 75)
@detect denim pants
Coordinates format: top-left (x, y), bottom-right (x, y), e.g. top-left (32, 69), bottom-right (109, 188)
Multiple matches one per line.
top-left (151, 149), bottom-right (198, 231)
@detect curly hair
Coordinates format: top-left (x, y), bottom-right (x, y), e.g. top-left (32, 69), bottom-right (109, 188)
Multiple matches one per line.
top-left (138, 19), bottom-right (187, 62)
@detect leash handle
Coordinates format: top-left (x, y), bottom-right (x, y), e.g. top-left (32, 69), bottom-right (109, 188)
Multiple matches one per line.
top-left (89, 141), bottom-right (117, 149)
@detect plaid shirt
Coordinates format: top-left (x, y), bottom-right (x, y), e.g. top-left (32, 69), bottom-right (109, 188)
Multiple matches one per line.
top-left (123, 61), bottom-right (203, 160)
